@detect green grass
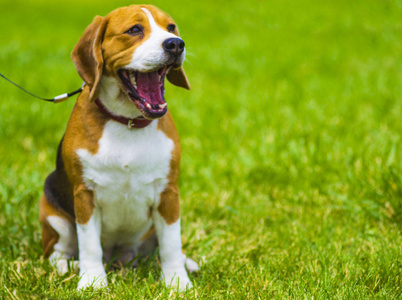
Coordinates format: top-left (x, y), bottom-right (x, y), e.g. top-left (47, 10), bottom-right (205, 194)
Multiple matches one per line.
top-left (1, 0), bottom-right (401, 298)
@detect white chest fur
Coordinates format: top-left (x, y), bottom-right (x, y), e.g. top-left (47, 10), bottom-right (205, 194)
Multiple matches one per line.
top-left (76, 120), bottom-right (173, 247)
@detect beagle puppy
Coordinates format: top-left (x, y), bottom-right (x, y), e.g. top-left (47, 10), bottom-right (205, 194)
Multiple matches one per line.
top-left (39, 5), bottom-right (198, 291)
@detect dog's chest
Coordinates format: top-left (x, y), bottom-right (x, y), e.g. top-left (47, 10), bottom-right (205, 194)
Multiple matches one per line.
top-left (77, 121), bottom-right (173, 235)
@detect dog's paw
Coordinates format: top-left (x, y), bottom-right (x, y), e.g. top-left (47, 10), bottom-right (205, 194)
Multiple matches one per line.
top-left (162, 267), bottom-right (192, 291)
top-left (185, 257), bottom-right (200, 273)
top-left (56, 259), bottom-right (79, 275)
top-left (77, 268), bottom-right (107, 290)
top-left (49, 251), bottom-right (79, 275)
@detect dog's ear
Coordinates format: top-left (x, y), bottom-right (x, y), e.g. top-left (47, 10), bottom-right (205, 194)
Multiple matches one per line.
top-left (167, 67), bottom-right (190, 90)
top-left (71, 16), bottom-right (108, 102)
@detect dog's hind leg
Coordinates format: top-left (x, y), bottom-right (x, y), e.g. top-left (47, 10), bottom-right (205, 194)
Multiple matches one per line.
top-left (184, 256), bottom-right (200, 273)
top-left (40, 194), bottom-right (78, 274)
top-left (47, 215), bottom-right (79, 274)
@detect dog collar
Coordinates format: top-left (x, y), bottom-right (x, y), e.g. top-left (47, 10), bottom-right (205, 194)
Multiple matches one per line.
top-left (94, 98), bottom-right (153, 129)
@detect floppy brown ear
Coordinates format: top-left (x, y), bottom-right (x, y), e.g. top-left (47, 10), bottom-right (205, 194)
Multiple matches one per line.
top-left (167, 67), bottom-right (190, 90)
top-left (71, 16), bottom-right (108, 102)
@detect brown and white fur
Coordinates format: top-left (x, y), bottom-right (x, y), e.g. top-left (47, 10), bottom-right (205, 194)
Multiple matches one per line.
top-left (39, 5), bottom-right (198, 291)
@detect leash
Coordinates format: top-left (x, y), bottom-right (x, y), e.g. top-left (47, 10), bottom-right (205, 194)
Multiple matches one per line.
top-left (1, 72), bottom-right (153, 129)
top-left (0, 72), bottom-right (84, 103)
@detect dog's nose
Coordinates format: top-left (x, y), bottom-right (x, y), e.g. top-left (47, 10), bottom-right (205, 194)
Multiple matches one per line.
top-left (162, 38), bottom-right (185, 56)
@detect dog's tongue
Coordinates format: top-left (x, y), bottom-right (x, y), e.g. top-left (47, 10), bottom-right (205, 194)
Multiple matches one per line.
top-left (136, 71), bottom-right (163, 104)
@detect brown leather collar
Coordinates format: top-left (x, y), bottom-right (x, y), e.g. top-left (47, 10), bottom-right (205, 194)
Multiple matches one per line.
top-left (94, 98), bottom-right (153, 129)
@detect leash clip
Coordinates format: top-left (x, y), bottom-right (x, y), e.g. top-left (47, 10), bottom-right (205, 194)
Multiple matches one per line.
top-left (53, 93), bottom-right (69, 103)
top-left (54, 82), bottom-right (85, 103)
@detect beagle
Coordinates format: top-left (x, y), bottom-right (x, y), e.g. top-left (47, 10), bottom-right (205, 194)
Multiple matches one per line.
top-left (39, 5), bottom-right (198, 291)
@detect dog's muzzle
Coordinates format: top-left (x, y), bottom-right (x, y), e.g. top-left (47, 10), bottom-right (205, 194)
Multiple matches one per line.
top-left (117, 37), bottom-right (186, 120)
top-left (162, 38), bottom-right (185, 57)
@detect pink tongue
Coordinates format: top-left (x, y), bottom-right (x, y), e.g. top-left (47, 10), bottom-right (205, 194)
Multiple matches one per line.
top-left (136, 71), bottom-right (163, 104)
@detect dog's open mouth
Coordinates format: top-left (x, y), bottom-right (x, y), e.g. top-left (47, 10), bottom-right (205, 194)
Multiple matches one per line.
top-left (118, 67), bottom-right (169, 119)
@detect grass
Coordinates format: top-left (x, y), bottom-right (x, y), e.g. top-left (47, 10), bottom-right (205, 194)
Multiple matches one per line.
top-left (0, 0), bottom-right (401, 298)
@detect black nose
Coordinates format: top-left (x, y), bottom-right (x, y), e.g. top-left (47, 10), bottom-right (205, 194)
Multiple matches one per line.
top-left (162, 38), bottom-right (185, 56)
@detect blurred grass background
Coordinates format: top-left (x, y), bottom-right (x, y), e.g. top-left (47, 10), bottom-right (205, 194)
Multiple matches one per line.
top-left (0, 0), bottom-right (401, 298)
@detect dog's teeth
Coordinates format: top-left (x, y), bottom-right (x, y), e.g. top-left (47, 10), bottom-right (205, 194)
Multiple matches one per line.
top-left (146, 103), bottom-right (152, 109)
top-left (130, 71), bottom-right (136, 86)
top-left (160, 103), bottom-right (167, 109)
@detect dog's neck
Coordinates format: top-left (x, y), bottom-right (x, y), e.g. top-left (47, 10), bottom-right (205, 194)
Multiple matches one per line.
top-left (97, 75), bottom-right (142, 119)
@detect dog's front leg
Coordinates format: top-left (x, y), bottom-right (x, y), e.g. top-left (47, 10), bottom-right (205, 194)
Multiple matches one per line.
top-left (154, 186), bottom-right (192, 291)
top-left (74, 186), bottom-right (107, 290)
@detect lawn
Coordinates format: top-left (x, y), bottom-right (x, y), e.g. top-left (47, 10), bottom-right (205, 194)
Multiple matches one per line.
top-left (0, 0), bottom-right (401, 298)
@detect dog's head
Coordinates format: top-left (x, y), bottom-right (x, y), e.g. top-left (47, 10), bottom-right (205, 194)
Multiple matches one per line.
top-left (71, 5), bottom-right (189, 119)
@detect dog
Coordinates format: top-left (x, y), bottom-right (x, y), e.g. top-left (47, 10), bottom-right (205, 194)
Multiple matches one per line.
top-left (39, 4), bottom-right (199, 291)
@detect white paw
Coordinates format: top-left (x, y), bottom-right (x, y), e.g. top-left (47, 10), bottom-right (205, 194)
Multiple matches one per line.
top-left (185, 257), bottom-right (200, 273)
top-left (162, 267), bottom-right (192, 291)
top-left (49, 252), bottom-right (79, 275)
top-left (56, 259), bottom-right (79, 275)
top-left (77, 268), bottom-right (107, 290)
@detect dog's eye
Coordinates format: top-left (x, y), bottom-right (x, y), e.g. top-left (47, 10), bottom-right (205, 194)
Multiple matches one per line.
top-left (126, 25), bottom-right (143, 36)
top-left (167, 24), bottom-right (176, 33)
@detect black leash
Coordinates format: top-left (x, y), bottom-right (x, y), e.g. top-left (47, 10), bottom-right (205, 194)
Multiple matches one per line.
top-left (0, 72), bottom-right (83, 103)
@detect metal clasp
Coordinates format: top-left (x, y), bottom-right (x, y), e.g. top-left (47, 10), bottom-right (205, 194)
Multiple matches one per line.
top-left (128, 119), bottom-right (134, 129)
